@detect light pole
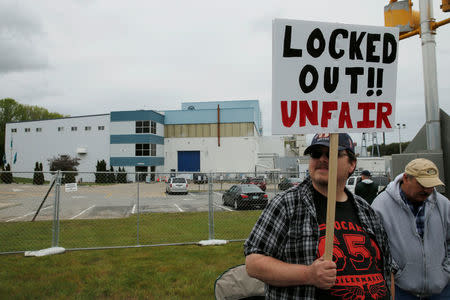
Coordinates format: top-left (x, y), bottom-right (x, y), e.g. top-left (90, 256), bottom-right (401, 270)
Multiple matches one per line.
top-left (396, 123), bottom-right (406, 153)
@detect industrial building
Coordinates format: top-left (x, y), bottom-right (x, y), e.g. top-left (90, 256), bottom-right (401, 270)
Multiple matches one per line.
top-left (5, 100), bottom-right (296, 182)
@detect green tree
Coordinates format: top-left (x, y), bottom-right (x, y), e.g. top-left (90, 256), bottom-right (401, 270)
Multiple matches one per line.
top-left (1, 98), bottom-right (67, 161)
top-left (367, 141), bottom-right (411, 156)
top-left (33, 162), bottom-right (45, 185)
top-left (1, 163), bottom-right (13, 184)
top-left (48, 155), bottom-right (79, 184)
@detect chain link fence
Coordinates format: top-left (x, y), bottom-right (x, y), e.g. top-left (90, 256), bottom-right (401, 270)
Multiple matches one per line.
top-left (0, 170), bottom-right (390, 254)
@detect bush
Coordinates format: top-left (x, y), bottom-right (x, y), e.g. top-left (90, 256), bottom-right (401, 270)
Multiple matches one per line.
top-left (1, 164), bottom-right (13, 184)
top-left (33, 162), bottom-right (44, 185)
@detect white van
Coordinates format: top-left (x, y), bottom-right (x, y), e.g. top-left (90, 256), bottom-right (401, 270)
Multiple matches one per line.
top-left (346, 176), bottom-right (361, 194)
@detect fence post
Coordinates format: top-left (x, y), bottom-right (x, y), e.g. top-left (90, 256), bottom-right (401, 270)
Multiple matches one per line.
top-left (208, 172), bottom-right (214, 240)
top-left (52, 171), bottom-right (61, 247)
top-left (137, 173), bottom-right (140, 245)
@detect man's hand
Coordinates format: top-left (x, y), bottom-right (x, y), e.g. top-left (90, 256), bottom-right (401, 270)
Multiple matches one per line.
top-left (308, 256), bottom-right (337, 289)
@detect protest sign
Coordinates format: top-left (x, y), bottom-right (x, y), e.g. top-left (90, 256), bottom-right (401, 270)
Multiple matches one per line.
top-left (272, 19), bottom-right (399, 134)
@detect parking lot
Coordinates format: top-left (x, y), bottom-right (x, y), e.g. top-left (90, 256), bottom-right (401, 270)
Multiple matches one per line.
top-left (0, 181), bottom-right (277, 222)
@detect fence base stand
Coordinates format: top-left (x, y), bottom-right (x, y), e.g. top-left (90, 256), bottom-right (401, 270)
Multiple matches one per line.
top-left (198, 239), bottom-right (228, 246)
top-left (24, 247), bottom-right (65, 257)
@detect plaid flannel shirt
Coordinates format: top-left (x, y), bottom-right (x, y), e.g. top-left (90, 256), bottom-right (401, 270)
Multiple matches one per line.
top-left (244, 176), bottom-right (392, 300)
top-left (400, 188), bottom-right (426, 238)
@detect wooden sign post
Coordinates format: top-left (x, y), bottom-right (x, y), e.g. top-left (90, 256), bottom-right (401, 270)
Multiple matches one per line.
top-left (323, 133), bottom-right (338, 261)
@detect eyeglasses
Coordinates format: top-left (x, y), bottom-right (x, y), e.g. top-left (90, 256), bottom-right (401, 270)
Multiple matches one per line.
top-left (310, 149), bottom-right (348, 159)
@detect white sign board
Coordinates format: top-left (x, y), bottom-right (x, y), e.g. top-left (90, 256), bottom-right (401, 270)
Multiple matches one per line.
top-left (272, 19), bottom-right (399, 134)
top-left (65, 183), bottom-right (78, 192)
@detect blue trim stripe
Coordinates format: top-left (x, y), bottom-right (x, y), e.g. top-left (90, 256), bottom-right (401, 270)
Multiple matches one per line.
top-left (110, 157), bottom-right (164, 166)
top-left (110, 135), bottom-right (164, 144)
top-left (111, 110), bottom-right (165, 124)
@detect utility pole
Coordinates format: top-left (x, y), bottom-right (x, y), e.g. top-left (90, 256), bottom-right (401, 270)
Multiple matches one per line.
top-left (419, 0), bottom-right (442, 151)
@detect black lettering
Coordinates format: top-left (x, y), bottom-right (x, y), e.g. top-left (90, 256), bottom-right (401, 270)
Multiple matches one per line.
top-left (324, 67), bottom-right (339, 93)
top-left (306, 28), bottom-right (326, 58)
top-left (366, 33), bottom-right (381, 63)
top-left (345, 67), bottom-right (364, 93)
top-left (329, 29), bottom-right (348, 59)
top-left (349, 31), bottom-right (366, 60)
top-left (283, 26), bottom-right (302, 57)
top-left (383, 33), bottom-right (397, 64)
top-left (299, 65), bottom-right (318, 93)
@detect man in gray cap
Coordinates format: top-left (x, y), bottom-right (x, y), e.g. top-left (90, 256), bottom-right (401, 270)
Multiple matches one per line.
top-left (245, 133), bottom-right (392, 299)
top-left (372, 158), bottom-right (450, 299)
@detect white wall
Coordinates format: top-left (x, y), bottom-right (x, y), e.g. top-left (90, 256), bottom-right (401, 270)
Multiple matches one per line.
top-left (5, 115), bottom-right (110, 181)
top-left (258, 136), bottom-right (285, 156)
top-left (164, 136), bottom-right (259, 173)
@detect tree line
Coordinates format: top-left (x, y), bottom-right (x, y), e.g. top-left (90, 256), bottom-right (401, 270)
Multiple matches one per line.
top-left (0, 98), bottom-right (67, 161)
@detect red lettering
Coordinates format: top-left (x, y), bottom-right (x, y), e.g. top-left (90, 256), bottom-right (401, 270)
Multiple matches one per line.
top-left (299, 100), bottom-right (318, 126)
top-left (338, 102), bottom-right (352, 128)
top-left (334, 221), bottom-right (341, 230)
top-left (281, 101), bottom-right (297, 127)
top-left (321, 101), bottom-right (338, 127)
top-left (357, 102), bottom-right (375, 128)
top-left (377, 102), bottom-right (392, 128)
top-left (341, 221), bottom-right (348, 230)
top-left (348, 222), bottom-right (356, 231)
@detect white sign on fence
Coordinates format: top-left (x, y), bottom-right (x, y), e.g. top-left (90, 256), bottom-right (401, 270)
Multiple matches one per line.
top-left (272, 19), bottom-right (399, 134)
top-left (65, 183), bottom-right (78, 192)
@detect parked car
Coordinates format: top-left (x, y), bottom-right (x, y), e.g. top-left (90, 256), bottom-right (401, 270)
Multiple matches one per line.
top-left (241, 177), bottom-right (266, 191)
top-left (346, 175), bottom-right (361, 193)
top-left (166, 177), bottom-right (188, 195)
top-left (278, 177), bottom-right (303, 191)
top-left (346, 175), bottom-right (390, 194)
top-left (193, 173), bottom-right (208, 184)
top-left (222, 184), bottom-right (268, 210)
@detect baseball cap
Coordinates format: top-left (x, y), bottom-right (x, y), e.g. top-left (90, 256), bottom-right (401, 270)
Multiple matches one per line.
top-left (404, 158), bottom-right (444, 188)
top-left (361, 170), bottom-right (371, 176)
top-left (304, 133), bottom-right (355, 155)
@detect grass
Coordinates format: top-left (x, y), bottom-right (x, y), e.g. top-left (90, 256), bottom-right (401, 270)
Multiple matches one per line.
top-left (0, 210), bottom-right (262, 298)
top-left (1, 211), bottom-right (262, 252)
top-left (0, 242), bottom-right (246, 299)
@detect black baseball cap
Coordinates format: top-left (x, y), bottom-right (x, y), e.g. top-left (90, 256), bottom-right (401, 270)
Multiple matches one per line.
top-left (304, 133), bottom-right (355, 155)
top-left (361, 170), bottom-right (371, 176)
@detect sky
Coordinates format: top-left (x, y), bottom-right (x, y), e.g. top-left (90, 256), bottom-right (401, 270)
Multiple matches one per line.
top-left (0, 0), bottom-right (449, 147)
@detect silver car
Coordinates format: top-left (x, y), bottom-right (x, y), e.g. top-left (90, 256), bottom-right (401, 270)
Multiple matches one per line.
top-left (166, 177), bottom-right (188, 195)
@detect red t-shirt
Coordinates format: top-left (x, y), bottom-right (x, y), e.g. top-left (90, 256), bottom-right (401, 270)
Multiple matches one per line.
top-left (313, 189), bottom-right (389, 300)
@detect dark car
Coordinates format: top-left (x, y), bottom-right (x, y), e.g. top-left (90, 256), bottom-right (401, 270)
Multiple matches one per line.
top-left (222, 184), bottom-right (268, 210)
top-left (241, 177), bottom-right (266, 191)
top-left (193, 173), bottom-right (208, 184)
top-left (278, 177), bottom-right (303, 191)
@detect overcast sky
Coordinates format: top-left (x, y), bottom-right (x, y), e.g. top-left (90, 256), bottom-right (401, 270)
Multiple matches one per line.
top-left (1, 0), bottom-right (449, 146)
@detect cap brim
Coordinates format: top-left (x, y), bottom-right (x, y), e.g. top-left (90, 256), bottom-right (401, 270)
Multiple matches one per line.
top-left (416, 177), bottom-right (445, 188)
top-left (303, 143), bottom-right (349, 155)
top-left (304, 143), bottom-right (328, 155)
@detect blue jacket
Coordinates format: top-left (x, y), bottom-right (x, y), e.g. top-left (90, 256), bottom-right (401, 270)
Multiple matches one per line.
top-left (372, 173), bottom-right (450, 296)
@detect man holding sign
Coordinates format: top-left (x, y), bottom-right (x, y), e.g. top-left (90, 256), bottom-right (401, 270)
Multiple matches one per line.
top-left (244, 133), bottom-right (392, 299)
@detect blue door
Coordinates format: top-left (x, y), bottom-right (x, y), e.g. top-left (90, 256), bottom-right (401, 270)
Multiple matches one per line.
top-left (178, 151), bottom-right (200, 172)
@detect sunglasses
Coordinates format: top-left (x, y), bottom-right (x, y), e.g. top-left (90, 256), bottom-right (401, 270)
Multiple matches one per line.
top-left (310, 149), bottom-right (348, 159)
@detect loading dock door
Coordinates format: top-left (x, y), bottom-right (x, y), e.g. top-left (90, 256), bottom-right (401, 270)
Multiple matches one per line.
top-left (178, 151), bottom-right (200, 172)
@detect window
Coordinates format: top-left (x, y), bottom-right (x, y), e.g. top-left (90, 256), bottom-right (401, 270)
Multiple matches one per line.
top-left (11, 128), bottom-right (17, 133)
top-left (58, 127), bottom-right (64, 132)
top-left (25, 128), bottom-right (30, 132)
top-left (136, 144), bottom-right (150, 156)
top-left (36, 128), bottom-right (42, 132)
top-left (135, 144), bottom-right (156, 156)
top-left (136, 121), bottom-right (149, 133)
top-left (151, 121), bottom-right (156, 134)
top-left (151, 143), bottom-right (156, 156)
top-left (98, 126), bottom-right (105, 131)
top-left (85, 126), bottom-right (91, 131)
top-left (71, 127), bottom-right (77, 131)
